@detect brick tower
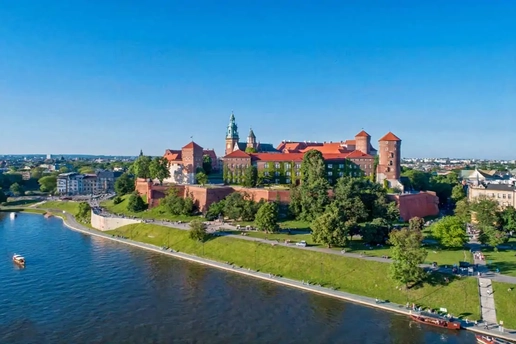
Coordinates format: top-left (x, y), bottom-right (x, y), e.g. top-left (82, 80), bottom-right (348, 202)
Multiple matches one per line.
top-left (225, 112), bottom-right (239, 156)
top-left (354, 130), bottom-right (371, 154)
top-left (376, 132), bottom-right (401, 185)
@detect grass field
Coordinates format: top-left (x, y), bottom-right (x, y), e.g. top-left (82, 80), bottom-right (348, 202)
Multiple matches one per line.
top-left (2, 198), bottom-right (41, 207)
top-left (36, 201), bottom-right (81, 214)
top-left (482, 249), bottom-right (516, 277)
top-left (109, 223), bottom-right (481, 320)
top-left (493, 282), bottom-right (516, 329)
top-left (101, 195), bottom-right (199, 222)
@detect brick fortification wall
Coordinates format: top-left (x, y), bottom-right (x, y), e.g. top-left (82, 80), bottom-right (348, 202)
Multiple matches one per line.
top-left (388, 192), bottom-right (440, 221)
top-left (91, 210), bottom-right (141, 231)
top-left (135, 179), bottom-right (440, 221)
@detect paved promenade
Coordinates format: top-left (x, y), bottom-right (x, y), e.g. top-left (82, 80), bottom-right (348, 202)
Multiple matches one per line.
top-left (26, 209), bottom-right (515, 342)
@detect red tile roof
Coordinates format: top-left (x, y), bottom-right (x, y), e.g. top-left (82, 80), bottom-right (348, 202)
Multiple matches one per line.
top-left (346, 150), bottom-right (374, 159)
top-left (355, 130), bottom-right (370, 137)
top-left (344, 140), bottom-right (356, 145)
top-left (164, 149), bottom-right (182, 162)
top-left (379, 132), bottom-right (401, 141)
top-left (224, 150), bottom-right (251, 159)
top-left (182, 141), bottom-right (203, 149)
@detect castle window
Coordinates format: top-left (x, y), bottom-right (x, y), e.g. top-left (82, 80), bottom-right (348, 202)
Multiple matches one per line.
top-left (390, 153), bottom-right (394, 158)
top-left (264, 171), bottom-right (269, 177)
top-left (509, 194), bottom-right (512, 199)
top-left (389, 160), bottom-right (393, 166)
top-left (275, 179), bottom-right (279, 184)
top-left (328, 171), bottom-right (333, 176)
top-left (295, 171), bottom-right (301, 177)
top-left (286, 171), bottom-right (291, 176)
top-left (295, 163), bottom-right (301, 169)
top-left (339, 164), bottom-right (344, 169)
top-left (231, 164), bottom-right (234, 168)
top-left (327, 164), bottom-right (333, 169)
top-left (349, 172), bottom-right (352, 176)
top-left (264, 163), bottom-right (269, 168)
top-left (285, 163), bottom-right (291, 169)
top-left (286, 178), bottom-right (291, 184)
top-left (386, 167), bottom-right (391, 172)
top-left (274, 171), bottom-right (280, 177)
top-left (275, 163), bottom-right (280, 169)
top-left (498, 194), bottom-right (500, 198)
top-left (338, 172), bottom-right (343, 177)
top-left (503, 194), bottom-right (506, 199)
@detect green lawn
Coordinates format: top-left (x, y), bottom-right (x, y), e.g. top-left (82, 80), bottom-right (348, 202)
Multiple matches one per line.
top-left (110, 223), bottom-right (481, 320)
top-left (482, 249), bottom-right (516, 277)
top-left (101, 195), bottom-right (199, 222)
top-left (492, 282), bottom-right (516, 329)
top-left (36, 201), bottom-right (81, 214)
top-left (2, 198), bottom-right (41, 207)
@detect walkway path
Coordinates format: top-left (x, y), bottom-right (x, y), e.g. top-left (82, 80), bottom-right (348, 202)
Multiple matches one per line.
top-left (28, 209), bottom-right (516, 342)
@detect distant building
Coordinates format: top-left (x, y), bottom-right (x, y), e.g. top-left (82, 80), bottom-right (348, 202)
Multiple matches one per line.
top-left (83, 174), bottom-right (97, 194)
top-left (56, 170), bottom-right (121, 195)
top-left (224, 112), bottom-right (279, 156)
top-left (461, 169), bottom-right (503, 186)
top-left (468, 183), bottom-right (516, 209)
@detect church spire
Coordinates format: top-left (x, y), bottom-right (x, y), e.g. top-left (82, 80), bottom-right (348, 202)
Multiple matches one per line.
top-left (226, 111), bottom-right (239, 139)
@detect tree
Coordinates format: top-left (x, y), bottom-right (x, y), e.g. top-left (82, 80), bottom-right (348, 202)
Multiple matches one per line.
top-left (454, 199), bottom-right (471, 224)
top-left (79, 166), bottom-right (95, 174)
top-left (38, 175), bottom-right (57, 193)
top-left (255, 202), bottom-right (278, 233)
top-left (127, 192), bottom-right (147, 212)
top-left (196, 171), bottom-right (208, 186)
top-left (205, 200), bottom-right (225, 220)
top-left (0, 189), bottom-right (7, 203)
top-left (401, 169), bottom-right (430, 191)
top-left (470, 197), bottom-right (501, 228)
top-left (431, 216), bottom-right (468, 248)
top-left (408, 217), bottom-right (424, 232)
top-left (479, 225), bottom-right (507, 247)
top-left (245, 147), bottom-right (257, 154)
top-left (30, 167), bottom-right (45, 179)
top-left (9, 182), bottom-right (23, 196)
top-left (289, 150), bottom-right (330, 221)
top-left (189, 219), bottom-right (208, 242)
top-left (130, 154), bottom-right (152, 179)
top-left (361, 218), bottom-right (390, 245)
top-left (149, 157), bottom-right (170, 185)
top-left (501, 207), bottom-right (516, 233)
top-left (451, 184), bottom-right (466, 203)
top-left (242, 165), bottom-right (258, 188)
top-left (311, 207), bottom-right (347, 248)
top-left (59, 166), bottom-right (70, 173)
top-left (388, 228), bottom-right (427, 287)
top-left (202, 155), bottom-right (213, 175)
top-left (160, 189), bottom-right (194, 215)
top-left (114, 173), bottom-right (135, 195)
top-left (76, 202), bottom-right (91, 223)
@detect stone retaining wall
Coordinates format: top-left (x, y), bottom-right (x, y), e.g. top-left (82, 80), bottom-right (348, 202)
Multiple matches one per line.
top-left (90, 210), bottom-right (141, 231)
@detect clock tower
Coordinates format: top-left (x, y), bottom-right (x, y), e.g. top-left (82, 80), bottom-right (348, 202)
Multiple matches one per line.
top-left (225, 112), bottom-right (239, 156)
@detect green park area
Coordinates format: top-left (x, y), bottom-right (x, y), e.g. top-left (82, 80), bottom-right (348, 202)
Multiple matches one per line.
top-left (36, 200), bottom-right (81, 214)
top-left (100, 195), bottom-right (198, 222)
top-left (493, 282), bottom-right (516, 329)
top-left (483, 249), bottom-right (516, 277)
top-left (108, 222), bottom-right (481, 320)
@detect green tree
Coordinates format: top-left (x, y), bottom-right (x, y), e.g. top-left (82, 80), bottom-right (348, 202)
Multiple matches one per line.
top-left (311, 207), bottom-right (347, 248)
top-left (454, 199), bottom-right (471, 223)
top-left (130, 154), bottom-right (152, 179)
top-left (196, 171), bottom-right (208, 185)
top-left (202, 155), bottom-right (213, 175)
top-left (160, 189), bottom-right (194, 215)
top-left (114, 173), bottom-right (135, 195)
top-left (245, 147), bottom-right (257, 154)
top-left (242, 165), bottom-right (258, 187)
top-left (361, 218), bottom-right (390, 245)
top-left (205, 200), bottom-right (225, 220)
top-left (30, 167), bottom-right (45, 179)
top-left (76, 202), bottom-right (92, 223)
top-left (408, 217), bottom-right (424, 232)
top-left (451, 184), bottom-right (466, 203)
top-left (470, 197), bottom-right (501, 228)
top-left (401, 169), bottom-right (430, 191)
top-left (0, 189), bottom-right (7, 203)
top-left (126, 192), bottom-right (147, 212)
top-left (9, 182), bottom-right (24, 196)
top-left (189, 219), bottom-right (208, 242)
top-left (431, 216), bottom-right (468, 248)
top-left (479, 225), bottom-right (507, 247)
top-left (388, 228), bottom-right (427, 288)
top-left (59, 166), bottom-right (70, 173)
top-left (149, 157), bottom-right (170, 184)
top-left (289, 150), bottom-right (330, 221)
top-left (255, 202), bottom-right (278, 233)
top-left (79, 166), bottom-right (95, 174)
top-left (501, 206), bottom-right (516, 233)
top-left (38, 175), bottom-right (57, 193)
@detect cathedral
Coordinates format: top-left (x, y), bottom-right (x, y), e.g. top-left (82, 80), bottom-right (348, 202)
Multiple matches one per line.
top-left (225, 112), bottom-right (279, 156)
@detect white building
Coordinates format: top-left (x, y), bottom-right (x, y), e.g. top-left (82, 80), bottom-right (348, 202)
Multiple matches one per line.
top-left (57, 172), bottom-right (84, 195)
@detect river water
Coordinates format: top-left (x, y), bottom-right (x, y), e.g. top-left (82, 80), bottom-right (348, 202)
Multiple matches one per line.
top-left (0, 213), bottom-right (475, 344)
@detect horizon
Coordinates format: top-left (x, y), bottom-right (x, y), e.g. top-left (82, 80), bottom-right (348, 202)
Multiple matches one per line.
top-left (1, 1), bottom-right (515, 159)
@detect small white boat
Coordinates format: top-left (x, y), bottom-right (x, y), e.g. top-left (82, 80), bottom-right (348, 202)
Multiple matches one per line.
top-left (13, 254), bottom-right (25, 266)
top-left (10, 212), bottom-right (17, 219)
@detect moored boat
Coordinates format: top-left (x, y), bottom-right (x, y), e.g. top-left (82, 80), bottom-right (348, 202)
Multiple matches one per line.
top-left (13, 254), bottom-right (25, 266)
top-left (476, 334), bottom-right (513, 344)
top-left (410, 312), bottom-right (461, 330)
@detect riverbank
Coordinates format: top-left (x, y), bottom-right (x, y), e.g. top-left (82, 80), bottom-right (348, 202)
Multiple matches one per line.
top-left (13, 210), bottom-right (516, 341)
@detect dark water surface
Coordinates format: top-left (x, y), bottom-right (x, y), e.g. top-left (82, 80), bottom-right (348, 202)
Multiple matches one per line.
top-left (0, 213), bottom-right (475, 344)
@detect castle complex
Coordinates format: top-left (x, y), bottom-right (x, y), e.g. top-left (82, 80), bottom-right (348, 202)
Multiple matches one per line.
top-left (222, 113), bottom-right (403, 189)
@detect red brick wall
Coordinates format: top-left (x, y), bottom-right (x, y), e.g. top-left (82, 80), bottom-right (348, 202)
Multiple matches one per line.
top-left (388, 191), bottom-right (439, 221)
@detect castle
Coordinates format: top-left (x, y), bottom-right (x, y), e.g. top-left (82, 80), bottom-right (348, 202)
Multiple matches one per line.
top-left (223, 112), bottom-right (403, 189)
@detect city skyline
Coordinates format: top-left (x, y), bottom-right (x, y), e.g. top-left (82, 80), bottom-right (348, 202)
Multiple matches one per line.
top-left (0, 1), bottom-right (514, 159)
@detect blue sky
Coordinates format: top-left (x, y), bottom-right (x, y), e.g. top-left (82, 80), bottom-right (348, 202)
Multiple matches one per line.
top-left (0, 1), bottom-right (514, 159)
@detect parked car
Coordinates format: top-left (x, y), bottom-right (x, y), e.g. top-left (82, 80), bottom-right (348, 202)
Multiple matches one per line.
top-left (296, 240), bottom-right (307, 247)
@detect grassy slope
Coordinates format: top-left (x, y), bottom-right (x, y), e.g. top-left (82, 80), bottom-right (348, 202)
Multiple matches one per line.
top-left (482, 249), bottom-right (516, 277)
top-left (109, 223), bottom-right (480, 320)
top-left (36, 201), bottom-right (81, 214)
top-left (101, 195), bottom-right (198, 222)
top-left (493, 282), bottom-right (516, 329)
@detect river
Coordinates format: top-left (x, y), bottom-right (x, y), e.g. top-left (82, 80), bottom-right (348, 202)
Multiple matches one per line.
top-left (0, 213), bottom-right (475, 343)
